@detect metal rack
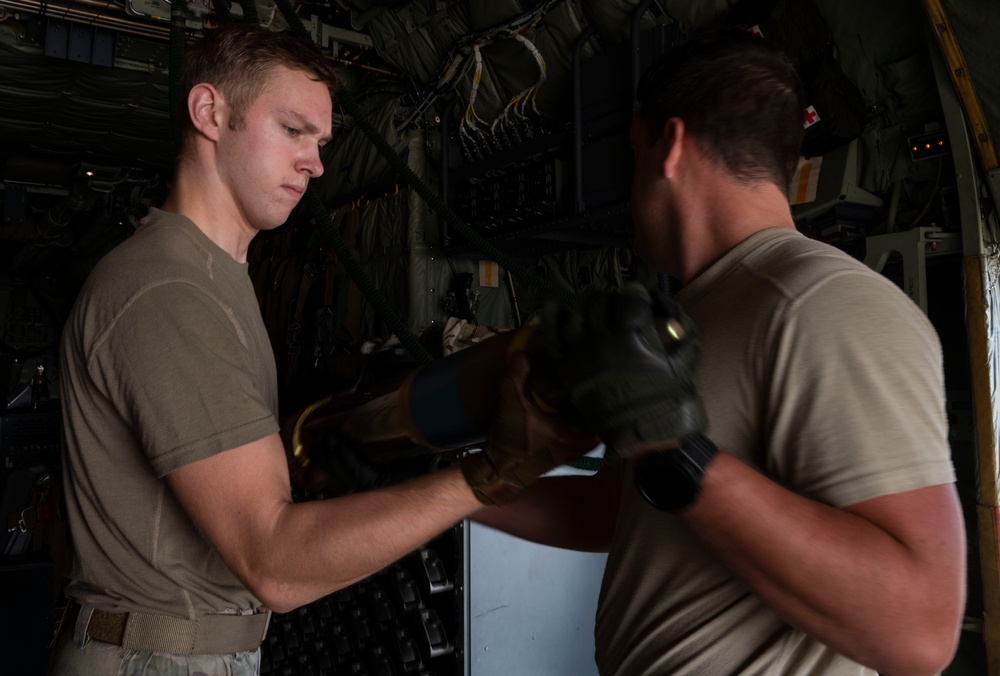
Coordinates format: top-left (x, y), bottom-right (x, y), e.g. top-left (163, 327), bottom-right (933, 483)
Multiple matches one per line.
top-left (439, 13), bottom-right (688, 259)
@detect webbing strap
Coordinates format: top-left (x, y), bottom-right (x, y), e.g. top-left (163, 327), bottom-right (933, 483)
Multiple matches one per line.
top-left (81, 602), bottom-right (271, 655)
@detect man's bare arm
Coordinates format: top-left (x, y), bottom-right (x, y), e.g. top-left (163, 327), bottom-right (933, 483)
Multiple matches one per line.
top-left (472, 464), bottom-right (623, 553)
top-left (167, 432), bottom-right (482, 613)
top-left (683, 451), bottom-right (965, 676)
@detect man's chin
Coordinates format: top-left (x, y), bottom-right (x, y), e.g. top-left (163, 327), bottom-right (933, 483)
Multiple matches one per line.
top-left (256, 216), bottom-right (292, 233)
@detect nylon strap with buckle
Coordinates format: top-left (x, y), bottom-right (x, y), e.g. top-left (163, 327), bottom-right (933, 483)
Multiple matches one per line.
top-left (76, 602), bottom-right (271, 655)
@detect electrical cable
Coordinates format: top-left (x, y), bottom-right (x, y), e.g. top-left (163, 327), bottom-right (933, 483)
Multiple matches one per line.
top-left (337, 82), bottom-right (575, 304)
top-left (515, 33), bottom-right (546, 121)
top-left (459, 46), bottom-right (491, 161)
top-left (392, 0), bottom-right (565, 132)
top-left (490, 32), bottom-right (547, 149)
top-left (274, 2), bottom-right (598, 470)
top-left (273, 0), bottom-right (574, 308)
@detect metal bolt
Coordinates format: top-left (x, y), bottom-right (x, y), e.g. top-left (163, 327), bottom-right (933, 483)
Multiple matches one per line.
top-left (955, 68), bottom-right (964, 77)
top-left (664, 318), bottom-right (685, 342)
top-left (937, 23), bottom-right (946, 32)
top-left (979, 132), bottom-right (989, 142)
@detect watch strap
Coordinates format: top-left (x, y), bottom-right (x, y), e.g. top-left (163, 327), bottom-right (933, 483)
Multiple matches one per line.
top-left (677, 433), bottom-right (718, 472)
top-left (634, 433), bottom-right (718, 511)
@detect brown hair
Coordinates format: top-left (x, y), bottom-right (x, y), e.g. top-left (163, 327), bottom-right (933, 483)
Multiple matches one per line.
top-left (177, 22), bottom-right (338, 153)
top-left (636, 29), bottom-right (806, 193)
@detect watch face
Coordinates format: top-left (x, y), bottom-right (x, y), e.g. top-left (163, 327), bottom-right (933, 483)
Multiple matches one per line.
top-left (634, 452), bottom-right (702, 511)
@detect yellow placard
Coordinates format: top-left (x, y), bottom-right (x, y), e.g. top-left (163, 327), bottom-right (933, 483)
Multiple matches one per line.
top-left (479, 260), bottom-right (499, 288)
top-left (789, 156), bottom-right (822, 206)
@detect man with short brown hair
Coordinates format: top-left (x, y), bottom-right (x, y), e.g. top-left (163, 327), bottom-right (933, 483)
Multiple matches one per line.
top-left (477, 29), bottom-right (966, 676)
top-left (52, 21), bottom-right (595, 675)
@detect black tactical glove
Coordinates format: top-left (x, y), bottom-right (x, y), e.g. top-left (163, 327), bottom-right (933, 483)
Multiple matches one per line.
top-left (541, 283), bottom-right (706, 457)
top-left (460, 351), bottom-right (599, 505)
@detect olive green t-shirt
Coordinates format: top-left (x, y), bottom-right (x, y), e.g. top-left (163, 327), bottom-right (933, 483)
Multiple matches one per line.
top-left (60, 208), bottom-right (279, 618)
top-left (595, 228), bottom-right (956, 675)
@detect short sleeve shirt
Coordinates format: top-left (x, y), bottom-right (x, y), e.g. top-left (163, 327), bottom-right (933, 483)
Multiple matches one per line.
top-left (595, 228), bottom-right (955, 675)
top-left (60, 208), bottom-right (279, 617)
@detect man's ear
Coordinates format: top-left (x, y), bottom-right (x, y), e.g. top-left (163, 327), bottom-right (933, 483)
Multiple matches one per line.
top-left (188, 83), bottom-right (225, 142)
top-left (661, 117), bottom-right (685, 180)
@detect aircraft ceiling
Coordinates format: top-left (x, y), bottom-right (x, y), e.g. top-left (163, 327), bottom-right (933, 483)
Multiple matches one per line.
top-left (0, 0), bottom-right (996, 265)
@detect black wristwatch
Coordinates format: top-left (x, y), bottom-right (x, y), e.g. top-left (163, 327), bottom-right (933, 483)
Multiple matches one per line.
top-left (634, 434), bottom-right (718, 511)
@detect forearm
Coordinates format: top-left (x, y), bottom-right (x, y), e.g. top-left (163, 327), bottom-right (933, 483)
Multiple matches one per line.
top-left (244, 466), bottom-right (481, 612)
top-left (682, 452), bottom-right (964, 675)
top-left (472, 466), bottom-right (622, 552)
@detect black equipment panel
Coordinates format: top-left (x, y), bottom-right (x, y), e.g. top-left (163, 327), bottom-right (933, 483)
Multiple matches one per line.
top-left (260, 529), bottom-right (461, 676)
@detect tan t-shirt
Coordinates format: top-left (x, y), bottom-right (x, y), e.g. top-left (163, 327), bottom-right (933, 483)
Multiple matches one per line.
top-left (595, 228), bottom-right (955, 675)
top-left (59, 208), bottom-right (279, 618)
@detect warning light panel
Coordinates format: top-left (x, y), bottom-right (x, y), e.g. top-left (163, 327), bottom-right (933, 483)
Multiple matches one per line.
top-left (908, 129), bottom-right (949, 162)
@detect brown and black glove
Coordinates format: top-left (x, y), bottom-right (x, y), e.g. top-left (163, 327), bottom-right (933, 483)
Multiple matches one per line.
top-left (460, 350), bottom-right (598, 505)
